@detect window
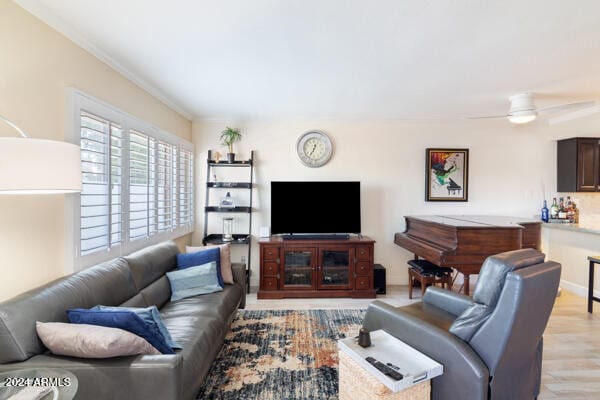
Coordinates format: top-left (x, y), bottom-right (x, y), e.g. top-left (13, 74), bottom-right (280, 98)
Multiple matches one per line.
top-left (69, 90), bottom-right (194, 269)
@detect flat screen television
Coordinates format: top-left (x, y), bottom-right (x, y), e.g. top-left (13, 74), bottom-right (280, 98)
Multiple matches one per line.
top-left (270, 181), bottom-right (361, 236)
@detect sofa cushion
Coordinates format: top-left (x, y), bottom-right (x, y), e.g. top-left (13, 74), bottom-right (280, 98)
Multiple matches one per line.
top-left (67, 308), bottom-right (174, 354)
top-left (158, 283), bottom-right (242, 394)
top-left (36, 322), bottom-right (160, 358)
top-left (125, 241), bottom-right (179, 291)
top-left (120, 293), bottom-right (147, 308)
top-left (159, 285), bottom-right (243, 322)
top-left (167, 262), bottom-right (223, 301)
top-left (139, 276), bottom-right (171, 309)
top-left (159, 314), bottom-right (228, 400)
top-left (0, 258), bottom-right (137, 363)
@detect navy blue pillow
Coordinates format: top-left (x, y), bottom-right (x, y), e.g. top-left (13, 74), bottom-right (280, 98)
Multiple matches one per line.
top-left (92, 305), bottom-right (182, 350)
top-left (66, 308), bottom-right (174, 354)
top-left (177, 247), bottom-right (223, 287)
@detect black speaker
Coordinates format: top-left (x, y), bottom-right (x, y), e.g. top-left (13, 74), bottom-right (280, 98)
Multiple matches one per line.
top-left (373, 264), bottom-right (386, 294)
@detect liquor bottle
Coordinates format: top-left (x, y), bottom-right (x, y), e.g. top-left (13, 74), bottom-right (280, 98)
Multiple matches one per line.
top-left (569, 197), bottom-right (579, 223)
top-left (558, 197), bottom-right (567, 219)
top-left (550, 198), bottom-right (559, 219)
top-left (541, 200), bottom-right (549, 223)
top-left (566, 196), bottom-right (574, 222)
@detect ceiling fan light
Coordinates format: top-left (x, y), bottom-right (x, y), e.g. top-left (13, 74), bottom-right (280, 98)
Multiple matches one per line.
top-left (508, 111), bottom-right (537, 124)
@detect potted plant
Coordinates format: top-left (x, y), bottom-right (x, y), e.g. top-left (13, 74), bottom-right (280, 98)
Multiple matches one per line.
top-left (219, 127), bottom-right (242, 163)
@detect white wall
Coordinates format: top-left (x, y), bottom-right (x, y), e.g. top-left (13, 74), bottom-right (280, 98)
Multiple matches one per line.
top-left (542, 227), bottom-right (600, 298)
top-left (192, 119), bottom-right (555, 287)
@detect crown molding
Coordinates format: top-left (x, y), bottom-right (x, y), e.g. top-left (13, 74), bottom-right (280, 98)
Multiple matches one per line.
top-left (13, 0), bottom-right (194, 121)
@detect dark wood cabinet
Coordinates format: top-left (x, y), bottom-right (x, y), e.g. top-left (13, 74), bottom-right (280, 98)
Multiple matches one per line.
top-left (258, 236), bottom-right (376, 299)
top-left (557, 137), bottom-right (600, 192)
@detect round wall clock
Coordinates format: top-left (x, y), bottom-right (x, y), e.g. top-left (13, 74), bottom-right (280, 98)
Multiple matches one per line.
top-left (296, 130), bottom-right (333, 167)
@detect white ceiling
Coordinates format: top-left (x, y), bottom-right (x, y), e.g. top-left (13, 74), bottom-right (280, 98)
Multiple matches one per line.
top-left (15, 0), bottom-right (600, 121)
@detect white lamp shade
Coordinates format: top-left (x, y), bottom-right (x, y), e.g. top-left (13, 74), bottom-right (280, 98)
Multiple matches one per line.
top-left (0, 137), bottom-right (82, 194)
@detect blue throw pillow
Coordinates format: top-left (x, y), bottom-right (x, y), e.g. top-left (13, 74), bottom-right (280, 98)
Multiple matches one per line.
top-left (177, 247), bottom-right (223, 287)
top-left (166, 261), bottom-right (223, 301)
top-left (66, 308), bottom-right (174, 354)
top-left (92, 305), bottom-right (182, 350)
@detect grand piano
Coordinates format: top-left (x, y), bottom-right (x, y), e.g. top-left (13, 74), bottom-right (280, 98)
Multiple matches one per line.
top-left (395, 215), bottom-right (541, 295)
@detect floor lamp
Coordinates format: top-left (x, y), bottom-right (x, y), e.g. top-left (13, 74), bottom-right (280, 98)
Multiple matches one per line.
top-left (0, 114), bottom-right (81, 194)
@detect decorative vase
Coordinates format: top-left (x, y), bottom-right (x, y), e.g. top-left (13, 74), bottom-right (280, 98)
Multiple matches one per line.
top-left (222, 217), bottom-right (234, 241)
top-left (220, 192), bottom-right (234, 208)
top-left (227, 153), bottom-right (235, 163)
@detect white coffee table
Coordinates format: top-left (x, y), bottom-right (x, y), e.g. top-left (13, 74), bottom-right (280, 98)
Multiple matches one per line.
top-left (338, 330), bottom-right (443, 400)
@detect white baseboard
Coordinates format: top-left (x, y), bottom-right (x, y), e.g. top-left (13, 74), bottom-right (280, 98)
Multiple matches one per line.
top-left (560, 279), bottom-right (600, 298)
top-left (250, 280), bottom-right (596, 299)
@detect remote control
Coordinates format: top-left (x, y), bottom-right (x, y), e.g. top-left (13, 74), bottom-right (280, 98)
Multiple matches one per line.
top-left (386, 362), bottom-right (400, 371)
top-left (365, 357), bottom-right (404, 380)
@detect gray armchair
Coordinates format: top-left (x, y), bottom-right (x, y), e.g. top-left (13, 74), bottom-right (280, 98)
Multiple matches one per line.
top-left (363, 249), bottom-right (561, 400)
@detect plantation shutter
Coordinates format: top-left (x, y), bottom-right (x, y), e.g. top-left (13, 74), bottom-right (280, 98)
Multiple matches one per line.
top-left (156, 141), bottom-right (175, 232)
top-left (129, 130), bottom-right (156, 241)
top-left (79, 111), bottom-right (122, 255)
top-left (172, 146), bottom-right (179, 229)
top-left (179, 149), bottom-right (194, 226)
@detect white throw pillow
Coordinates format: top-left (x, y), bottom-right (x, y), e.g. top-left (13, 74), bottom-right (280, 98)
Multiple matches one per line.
top-left (36, 322), bottom-right (160, 358)
top-left (186, 244), bottom-right (234, 284)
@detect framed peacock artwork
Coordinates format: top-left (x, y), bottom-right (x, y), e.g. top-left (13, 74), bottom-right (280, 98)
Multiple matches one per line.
top-left (426, 148), bottom-right (469, 201)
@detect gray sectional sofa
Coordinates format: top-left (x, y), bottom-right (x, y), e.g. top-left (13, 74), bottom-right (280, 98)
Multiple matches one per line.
top-left (0, 240), bottom-right (246, 400)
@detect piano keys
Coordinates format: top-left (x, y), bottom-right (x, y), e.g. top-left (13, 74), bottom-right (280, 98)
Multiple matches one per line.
top-left (394, 215), bottom-right (541, 295)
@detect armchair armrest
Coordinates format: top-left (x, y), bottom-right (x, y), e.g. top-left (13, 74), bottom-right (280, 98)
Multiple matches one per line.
top-left (362, 300), bottom-right (488, 400)
top-left (231, 262), bottom-right (247, 309)
top-left (424, 286), bottom-right (474, 317)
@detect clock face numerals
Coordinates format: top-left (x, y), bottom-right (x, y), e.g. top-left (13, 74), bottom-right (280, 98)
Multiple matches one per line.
top-left (296, 131), bottom-right (333, 167)
top-left (303, 138), bottom-right (326, 159)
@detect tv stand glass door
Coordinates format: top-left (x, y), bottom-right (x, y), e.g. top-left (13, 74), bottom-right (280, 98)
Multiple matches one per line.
top-left (318, 247), bottom-right (352, 290)
top-left (282, 248), bottom-right (315, 289)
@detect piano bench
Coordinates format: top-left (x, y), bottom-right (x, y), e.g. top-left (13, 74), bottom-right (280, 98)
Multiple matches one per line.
top-left (407, 259), bottom-right (453, 299)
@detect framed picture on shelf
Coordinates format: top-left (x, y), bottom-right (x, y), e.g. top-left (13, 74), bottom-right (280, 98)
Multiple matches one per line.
top-left (426, 148), bottom-right (469, 202)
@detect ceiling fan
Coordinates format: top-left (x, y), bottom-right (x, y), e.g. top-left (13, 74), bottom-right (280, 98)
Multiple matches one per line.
top-left (469, 93), bottom-right (597, 124)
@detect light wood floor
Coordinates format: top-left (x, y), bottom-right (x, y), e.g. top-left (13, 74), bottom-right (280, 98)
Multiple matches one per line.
top-left (246, 286), bottom-right (599, 399)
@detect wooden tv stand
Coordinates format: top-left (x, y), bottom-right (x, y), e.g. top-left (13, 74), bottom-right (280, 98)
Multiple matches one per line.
top-left (258, 236), bottom-right (376, 299)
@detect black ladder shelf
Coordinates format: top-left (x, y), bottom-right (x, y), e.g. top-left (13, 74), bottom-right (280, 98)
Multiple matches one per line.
top-left (202, 150), bottom-right (254, 293)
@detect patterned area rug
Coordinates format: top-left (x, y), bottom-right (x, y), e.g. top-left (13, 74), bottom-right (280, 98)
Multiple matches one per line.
top-left (196, 309), bottom-right (365, 400)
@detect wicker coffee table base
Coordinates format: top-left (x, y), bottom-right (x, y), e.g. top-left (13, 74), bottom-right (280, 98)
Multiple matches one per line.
top-left (338, 351), bottom-right (430, 400)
